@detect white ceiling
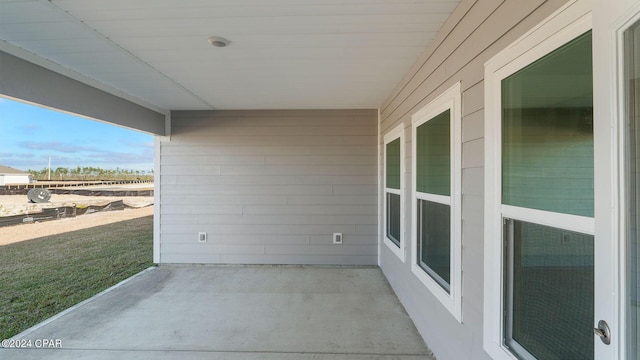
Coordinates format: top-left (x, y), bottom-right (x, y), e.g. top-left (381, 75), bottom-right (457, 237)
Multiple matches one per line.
top-left (0, 0), bottom-right (460, 111)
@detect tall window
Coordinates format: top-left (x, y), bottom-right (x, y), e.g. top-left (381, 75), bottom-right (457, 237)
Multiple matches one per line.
top-left (501, 31), bottom-right (594, 360)
top-left (411, 83), bottom-right (462, 321)
top-left (485, 24), bottom-right (595, 360)
top-left (416, 110), bottom-right (451, 289)
top-left (384, 125), bottom-right (405, 261)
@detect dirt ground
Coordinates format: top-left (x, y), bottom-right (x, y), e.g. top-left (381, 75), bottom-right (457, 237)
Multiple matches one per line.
top-left (0, 206), bottom-right (154, 246)
top-left (0, 194), bottom-right (153, 217)
top-left (0, 183), bottom-right (156, 246)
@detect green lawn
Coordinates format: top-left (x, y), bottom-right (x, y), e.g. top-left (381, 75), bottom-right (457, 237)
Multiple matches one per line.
top-left (0, 215), bottom-right (153, 340)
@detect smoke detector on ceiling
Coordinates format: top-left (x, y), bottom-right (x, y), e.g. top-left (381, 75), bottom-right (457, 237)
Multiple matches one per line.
top-left (208, 36), bottom-right (230, 48)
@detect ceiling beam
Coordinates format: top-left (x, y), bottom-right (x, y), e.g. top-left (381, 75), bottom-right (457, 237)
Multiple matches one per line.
top-left (0, 50), bottom-right (167, 135)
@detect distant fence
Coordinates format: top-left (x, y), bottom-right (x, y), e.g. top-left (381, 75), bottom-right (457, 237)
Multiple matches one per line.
top-left (0, 200), bottom-right (129, 228)
top-left (0, 180), bottom-right (153, 196)
top-left (48, 189), bottom-right (153, 197)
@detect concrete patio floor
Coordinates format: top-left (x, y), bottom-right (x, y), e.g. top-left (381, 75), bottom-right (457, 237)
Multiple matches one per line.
top-left (2, 265), bottom-right (436, 359)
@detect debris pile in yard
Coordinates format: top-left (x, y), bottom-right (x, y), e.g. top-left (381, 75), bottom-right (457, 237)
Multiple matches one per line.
top-left (0, 194), bottom-right (154, 227)
top-left (0, 201), bottom-right (131, 227)
top-left (27, 188), bottom-right (52, 203)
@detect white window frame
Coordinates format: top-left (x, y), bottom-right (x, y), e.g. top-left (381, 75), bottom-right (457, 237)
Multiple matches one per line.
top-left (383, 124), bottom-right (405, 262)
top-left (411, 82), bottom-right (462, 322)
top-left (483, 1), bottom-right (593, 358)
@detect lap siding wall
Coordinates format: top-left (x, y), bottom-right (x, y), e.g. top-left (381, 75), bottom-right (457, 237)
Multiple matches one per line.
top-left (160, 109), bottom-right (378, 265)
top-left (377, 0), bottom-right (570, 359)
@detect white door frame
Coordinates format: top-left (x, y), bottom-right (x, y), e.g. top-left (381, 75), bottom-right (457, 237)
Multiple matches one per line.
top-left (595, 1), bottom-right (640, 359)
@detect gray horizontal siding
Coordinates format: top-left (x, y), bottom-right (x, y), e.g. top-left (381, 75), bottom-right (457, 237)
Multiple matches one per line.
top-left (161, 175), bottom-right (376, 186)
top-left (160, 214), bottom-right (377, 226)
top-left (159, 109), bottom-right (378, 265)
top-left (160, 234), bottom-right (377, 246)
top-left (170, 126), bottom-right (377, 137)
top-left (377, 0), bottom-right (569, 359)
top-left (161, 224), bottom-right (370, 236)
top-left (165, 135), bottom-right (376, 146)
top-left (161, 145), bottom-right (375, 156)
top-left (160, 185), bottom-right (335, 196)
top-left (160, 253), bottom-right (377, 266)
top-left (160, 205), bottom-right (375, 216)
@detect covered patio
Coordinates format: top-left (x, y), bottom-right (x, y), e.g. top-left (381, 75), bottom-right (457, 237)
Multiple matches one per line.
top-left (3, 0), bottom-right (637, 358)
top-left (2, 266), bottom-right (434, 360)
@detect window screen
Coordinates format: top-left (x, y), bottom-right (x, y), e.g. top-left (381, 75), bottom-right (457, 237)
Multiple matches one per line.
top-left (418, 199), bottom-right (451, 292)
top-left (504, 219), bottom-right (594, 360)
top-left (387, 193), bottom-right (401, 247)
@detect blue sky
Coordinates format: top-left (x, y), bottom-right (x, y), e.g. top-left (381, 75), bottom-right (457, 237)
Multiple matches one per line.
top-left (0, 97), bottom-right (154, 172)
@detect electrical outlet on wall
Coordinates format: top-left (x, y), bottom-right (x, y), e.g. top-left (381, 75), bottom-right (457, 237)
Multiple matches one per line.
top-left (333, 233), bottom-right (343, 244)
top-left (198, 232), bottom-right (207, 243)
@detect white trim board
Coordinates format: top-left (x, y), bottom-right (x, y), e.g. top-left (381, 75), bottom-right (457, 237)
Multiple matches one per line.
top-left (599, 1), bottom-right (640, 358)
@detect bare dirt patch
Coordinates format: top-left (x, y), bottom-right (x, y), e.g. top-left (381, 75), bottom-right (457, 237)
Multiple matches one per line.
top-left (0, 206), bottom-right (154, 246)
top-left (0, 183), bottom-right (156, 245)
top-left (0, 194), bottom-right (153, 217)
